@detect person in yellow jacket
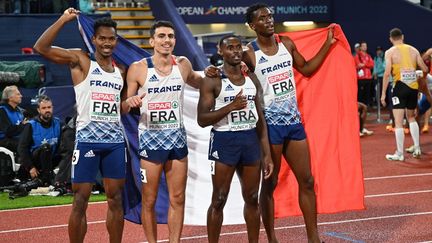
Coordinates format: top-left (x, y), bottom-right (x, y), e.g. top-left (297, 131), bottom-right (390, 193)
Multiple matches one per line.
top-left (381, 28), bottom-right (430, 161)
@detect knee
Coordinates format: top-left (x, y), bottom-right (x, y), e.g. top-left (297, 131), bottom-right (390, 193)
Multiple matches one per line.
top-left (210, 193), bottom-right (229, 212)
top-left (299, 175), bottom-right (315, 191)
top-left (169, 191), bottom-right (185, 208)
top-left (106, 192), bottom-right (122, 211)
top-left (72, 193), bottom-right (90, 213)
top-left (142, 194), bottom-right (157, 210)
top-left (243, 191), bottom-right (259, 207)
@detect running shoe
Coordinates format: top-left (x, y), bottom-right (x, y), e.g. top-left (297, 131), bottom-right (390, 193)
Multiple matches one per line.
top-left (385, 152), bottom-right (404, 161)
top-left (362, 128), bottom-right (374, 135)
top-left (405, 145), bottom-right (415, 153)
top-left (413, 147), bottom-right (421, 158)
top-left (421, 125), bottom-right (429, 133)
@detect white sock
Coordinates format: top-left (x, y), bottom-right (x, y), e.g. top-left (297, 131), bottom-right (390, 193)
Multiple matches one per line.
top-left (395, 128), bottom-right (404, 155)
top-left (409, 122), bottom-right (420, 147)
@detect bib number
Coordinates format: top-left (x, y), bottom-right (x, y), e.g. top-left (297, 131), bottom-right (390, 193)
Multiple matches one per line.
top-left (147, 101), bottom-right (180, 130)
top-left (228, 101), bottom-right (258, 131)
top-left (90, 92), bottom-right (120, 122)
top-left (267, 71), bottom-right (295, 102)
top-left (400, 69), bottom-right (416, 85)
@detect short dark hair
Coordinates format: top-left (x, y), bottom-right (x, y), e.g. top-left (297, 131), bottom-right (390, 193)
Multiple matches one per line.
top-left (246, 3), bottom-right (269, 24)
top-left (218, 34), bottom-right (242, 48)
top-left (93, 17), bottom-right (117, 34)
top-left (390, 28), bottom-right (403, 39)
top-left (150, 20), bottom-right (175, 37)
top-left (37, 95), bottom-right (51, 107)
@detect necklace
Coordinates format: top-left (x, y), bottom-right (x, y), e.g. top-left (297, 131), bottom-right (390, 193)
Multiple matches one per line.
top-left (152, 57), bottom-right (173, 76)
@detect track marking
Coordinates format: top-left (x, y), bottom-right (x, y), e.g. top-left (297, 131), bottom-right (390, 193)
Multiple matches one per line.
top-left (365, 189), bottom-right (432, 198)
top-left (364, 172), bottom-right (432, 180)
top-left (147, 211), bottom-right (432, 242)
top-left (0, 220), bottom-right (105, 234)
top-left (324, 231), bottom-right (365, 243)
top-left (0, 201), bottom-right (106, 213)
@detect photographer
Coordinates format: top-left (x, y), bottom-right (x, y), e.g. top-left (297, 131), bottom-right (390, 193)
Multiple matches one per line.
top-left (17, 95), bottom-right (61, 185)
top-left (0, 85), bottom-right (28, 153)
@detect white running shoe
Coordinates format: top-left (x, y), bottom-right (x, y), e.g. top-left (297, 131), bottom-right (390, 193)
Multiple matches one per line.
top-left (413, 147), bottom-right (421, 158)
top-left (406, 145), bottom-right (415, 153)
top-left (385, 152), bottom-right (404, 161)
top-left (362, 128), bottom-right (374, 135)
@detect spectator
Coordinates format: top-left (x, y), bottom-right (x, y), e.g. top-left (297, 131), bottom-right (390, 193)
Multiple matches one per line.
top-left (0, 85), bottom-right (27, 153)
top-left (373, 46), bottom-right (385, 104)
top-left (13, 0), bottom-right (30, 14)
top-left (79, 0), bottom-right (94, 14)
top-left (353, 43), bottom-right (360, 56)
top-left (17, 95), bottom-right (61, 185)
top-left (354, 41), bottom-right (374, 107)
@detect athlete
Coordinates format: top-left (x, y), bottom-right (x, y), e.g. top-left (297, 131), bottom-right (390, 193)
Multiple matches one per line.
top-left (197, 35), bottom-right (273, 243)
top-left (242, 3), bottom-right (335, 243)
top-left (122, 20), bottom-right (202, 243)
top-left (34, 8), bottom-right (126, 243)
top-left (381, 28), bottom-right (430, 161)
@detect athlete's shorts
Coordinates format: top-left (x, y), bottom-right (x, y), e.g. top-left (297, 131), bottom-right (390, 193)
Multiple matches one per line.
top-left (208, 129), bottom-right (260, 166)
top-left (139, 146), bottom-right (188, 164)
top-left (392, 81), bottom-right (418, 109)
top-left (418, 94), bottom-right (431, 115)
top-left (72, 142), bottom-right (126, 183)
top-left (267, 123), bottom-right (306, 145)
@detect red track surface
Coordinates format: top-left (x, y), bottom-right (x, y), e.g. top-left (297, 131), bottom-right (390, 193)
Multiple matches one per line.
top-left (1, 121), bottom-right (432, 242)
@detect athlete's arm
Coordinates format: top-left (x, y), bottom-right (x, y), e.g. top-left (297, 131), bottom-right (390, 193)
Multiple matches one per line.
top-left (415, 49), bottom-right (429, 74)
top-left (197, 77), bottom-right (247, 127)
top-left (381, 49), bottom-right (393, 107)
top-left (286, 26), bottom-right (335, 76)
top-left (33, 8), bottom-right (88, 85)
top-left (122, 61), bottom-right (146, 114)
top-left (178, 56), bottom-right (202, 89)
top-left (415, 48), bottom-right (432, 105)
top-left (422, 48), bottom-right (432, 63)
top-left (249, 72), bottom-right (273, 179)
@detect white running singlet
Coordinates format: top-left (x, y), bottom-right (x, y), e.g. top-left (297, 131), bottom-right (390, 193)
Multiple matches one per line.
top-left (213, 73), bottom-right (258, 132)
top-left (138, 56), bottom-right (187, 150)
top-left (252, 34), bottom-right (301, 125)
top-left (74, 58), bottom-right (124, 143)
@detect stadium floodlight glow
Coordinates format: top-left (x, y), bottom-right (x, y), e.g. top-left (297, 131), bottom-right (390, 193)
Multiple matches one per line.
top-left (283, 21), bottom-right (314, 26)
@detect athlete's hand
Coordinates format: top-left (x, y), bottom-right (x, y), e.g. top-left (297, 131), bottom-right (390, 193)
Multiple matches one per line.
top-left (126, 93), bottom-right (146, 108)
top-left (230, 89), bottom-right (247, 111)
top-left (326, 24), bottom-right (337, 45)
top-left (204, 65), bottom-right (220, 78)
top-left (29, 167), bottom-right (39, 179)
top-left (262, 156), bottom-right (274, 180)
top-left (381, 94), bottom-right (386, 107)
top-left (61, 8), bottom-right (80, 22)
top-left (240, 61), bottom-right (249, 73)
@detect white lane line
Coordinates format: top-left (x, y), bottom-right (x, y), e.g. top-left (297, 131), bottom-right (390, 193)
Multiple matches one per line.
top-left (0, 201), bottom-right (106, 213)
top-left (0, 220), bottom-right (105, 234)
top-left (365, 189), bottom-right (432, 198)
top-left (150, 211), bottom-right (432, 242)
top-left (2, 173), bottom-right (431, 213)
top-left (364, 172), bottom-right (432, 180)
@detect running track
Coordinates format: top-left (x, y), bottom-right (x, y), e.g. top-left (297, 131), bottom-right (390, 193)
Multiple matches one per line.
top-left (1, 122), bottom-right (432, 243)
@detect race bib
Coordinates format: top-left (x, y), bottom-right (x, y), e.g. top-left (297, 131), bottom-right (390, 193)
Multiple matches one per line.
top-left (228, 101), bottom-right (258, 131)
top-left (267, 71), bottom-right (295, 103)
top-left (147, 101), bottom-right (180, 130)
top-left (400, 69), bottom-right (416, 85)
top-left (90, 92), bottom-right (120, 122)
top-left (72, 150), bottom-right (79, 165)
top-left (140, 168), bottom-right (147, 183)
top-left (392, 96), bottom-right (400, 105)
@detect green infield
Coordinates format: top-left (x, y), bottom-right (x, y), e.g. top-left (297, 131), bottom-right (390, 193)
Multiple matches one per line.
top-left (0, 192), bottom-right (106, 210)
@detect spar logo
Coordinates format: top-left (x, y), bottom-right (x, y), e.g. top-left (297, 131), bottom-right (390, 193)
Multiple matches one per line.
top-left (268, 72), bottom-right (290, 84)
top-left (92, 92), bottom-right (118, 102)
top-left (148, 101), bottom-right (178, 110)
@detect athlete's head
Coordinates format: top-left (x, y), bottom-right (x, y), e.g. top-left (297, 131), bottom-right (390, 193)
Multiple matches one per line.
top-left (92, 17), bottom-right (118, 57)
top-left (150, 21), bottom-right (176, 55)
top-left (1, 85), bottom-right (22, 106)
top-left (218, 35), bottom-right (243, 66)
top-left (389, 28), bottom-right (404, 43)
top-left (246, 3), bottom-right (274, 37)
top-left (37, 95), bottom-right (53, 121)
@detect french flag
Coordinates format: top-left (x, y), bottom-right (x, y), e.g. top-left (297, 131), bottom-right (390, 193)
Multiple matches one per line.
top-left (77, 14), bottom-right (364, 225)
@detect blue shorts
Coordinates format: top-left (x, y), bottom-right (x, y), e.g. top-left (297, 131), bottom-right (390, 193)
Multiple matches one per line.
top-left (267, 123), bottom-right (306, 145)
top-left (208, 129), bottom-right (261, 166)
top-left (418, 94), bottom-right (431, 115)
top-left (72, 142), bottom-right (126, 183)
top-left (139, 146), bottom-right (188, 164)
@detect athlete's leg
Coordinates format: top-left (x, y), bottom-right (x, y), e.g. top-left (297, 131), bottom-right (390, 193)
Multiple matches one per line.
top-left (260, 144), bottom-right (283, 243)
top-left (406, 109), bottom-right (420, 150)
top-left (68, 183), bottom-right (93, 243)
top-left (237, 163), bottom-right (261, 243)
top-left (423, 108), bottom-right (431, 132)
top-left (283, 139), bottom-right (320, 243)
top-left (141, 159), bottom-right (164, 243)
top-left (164, 157), bottom-right (188, 243)
top-left (103, 178), bottom-right (125, 243)
top-left (393, 109), bottom-right (406, 154)
top-left (207, 161), bottom-right (236, 243)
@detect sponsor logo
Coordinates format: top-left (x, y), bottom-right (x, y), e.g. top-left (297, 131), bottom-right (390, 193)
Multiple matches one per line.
top-left (92, 92), bottom-right (116, 101)
top-left (268, 72), bottom-right (290, 84)
top-left (225, 84), bottom-right (234, 91)
top-left (148, 102), bottom-right (171, 110)
top-left (91, 68), bottom-right (102, 75)
top-left (149, 74), bottom-right (159, 82)
top-left (140, 150), bottom-right (148, 158)
top-left (84, 150), bottom-right (95, 158)
top-left (212, 151), bottom-right (219, 159)
top-left (258, 56), bottom-right (268, 64)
